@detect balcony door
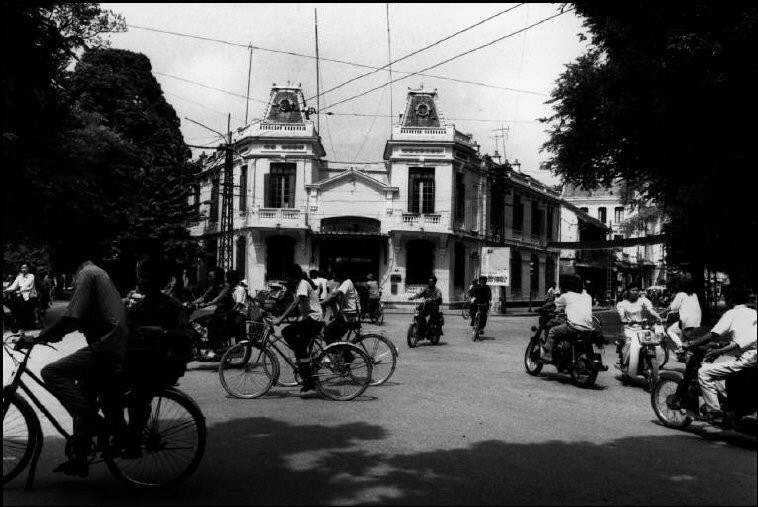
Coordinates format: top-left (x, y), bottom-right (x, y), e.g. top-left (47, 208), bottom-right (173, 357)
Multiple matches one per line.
top-left (409, 168), bottom-right (435, 214)
top-left (265, 163), bottom-right (296, 208)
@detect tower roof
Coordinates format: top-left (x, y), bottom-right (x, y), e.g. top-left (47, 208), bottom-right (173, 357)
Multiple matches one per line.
top-left (400, 86), bottom-right (446, 128)
top-left (262, 85), bottom-right (308, 124)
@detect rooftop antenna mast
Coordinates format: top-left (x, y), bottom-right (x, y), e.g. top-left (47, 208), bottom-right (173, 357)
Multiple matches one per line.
top-left (492, 124), bottom-right (510, 163)
top-left (314, 9), bottom-right (321, 132)
top-left (386, 3), bottom-right (394, 137)
top-left (245, 44), bottom-right (253, 124)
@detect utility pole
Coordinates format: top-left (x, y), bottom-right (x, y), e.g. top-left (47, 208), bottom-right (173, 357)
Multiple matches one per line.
top-left (218, 113), bottom-right (235, 271)
top-left (314, 9), bottom-right (321, 133)
top-left (184, 115), bottom-right (235, 271)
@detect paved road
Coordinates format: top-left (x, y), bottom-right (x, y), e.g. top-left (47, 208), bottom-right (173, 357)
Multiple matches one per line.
top-left (4, 312), bottom-right (756, 506)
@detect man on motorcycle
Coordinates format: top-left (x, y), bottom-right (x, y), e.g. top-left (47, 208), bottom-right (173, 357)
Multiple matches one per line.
top-left (192, 267), bottom-right (233, 360)
top-left (470, 276), bottom-right (492, 333)
top-left (541, 274), bottom-right (593, 362)
top-left (664, 279), bottom-right (702, 354)
top-left (695, 286), bottom-right (757, 421)
top-left (409, 276), bottom-right (443, 339)
top-left (616, 284), bottom-right (663, 378)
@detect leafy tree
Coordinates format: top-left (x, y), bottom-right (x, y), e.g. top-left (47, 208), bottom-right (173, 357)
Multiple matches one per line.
top-left (542, 3), bottom-right (758, 297)
top-left (60, 48), bottom-right (202, 289)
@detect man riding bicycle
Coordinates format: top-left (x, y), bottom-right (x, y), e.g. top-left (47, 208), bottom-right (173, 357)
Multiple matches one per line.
top-left (275, 264), bottom-right (324, 393)
top-left (321, 263), bottom-right (360, 346)
top-left (19, 256), bottom-right (129, 477)
top-left (469, 275), bottom-right (492, 333)
top-left (409, 276), bottom-right (443, 339)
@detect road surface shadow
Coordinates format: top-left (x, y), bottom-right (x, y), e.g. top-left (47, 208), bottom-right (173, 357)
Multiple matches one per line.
top-left (7, 418), bottom-right (756, 506)
top-left (536, 372), bottom-right (609, 391)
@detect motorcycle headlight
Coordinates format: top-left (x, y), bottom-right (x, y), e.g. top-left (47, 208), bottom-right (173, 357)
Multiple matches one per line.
top-left (531, 326), bottom-right (538, 332)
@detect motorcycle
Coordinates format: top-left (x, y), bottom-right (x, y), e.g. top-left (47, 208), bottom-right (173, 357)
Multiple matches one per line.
top-left (182, 302), bottom-right (243, 361)
top-left (407, 301), bottom-right (444, 348)
top-left (615, 318), bottom-right (670, 391)
top-left (651, 347), bottom-right (758, 435)
top-left (524, 307), bottom-right (608, 388)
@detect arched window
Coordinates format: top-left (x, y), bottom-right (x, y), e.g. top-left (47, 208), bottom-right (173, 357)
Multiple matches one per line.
top-left (266, 235), bottom-right (295, 281)
top-left (510, 250), bottom-right (522, 296)
top-left (406, 239), bottom-right (435, 284)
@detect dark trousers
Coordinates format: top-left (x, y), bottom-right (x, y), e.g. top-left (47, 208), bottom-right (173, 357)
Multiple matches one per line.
top-left (366, 297), bottom-right (380, 317)
top-left (675, 349), bottom-right (706, 400)
top-left (282, 318), bottom-right (324, 361)
top-left (470, 305), bottom-right (489, 330)
top-left (41, 347), bottom-right (123, 452)
top-left (323, 313), bottom-right (358, 345)
top-left (416, 306), bottom-right (439, 338)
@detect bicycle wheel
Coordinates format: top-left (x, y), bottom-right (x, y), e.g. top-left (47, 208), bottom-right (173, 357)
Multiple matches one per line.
top-left (104, 388), bottom-right (206, 488)
top-left (314, 343), bottom-right (372, 401)
top-left (352, 333), bottom-right (397, 386)
top-left (219, 342), bottom-right (278, 399)
top-left (3, 392), bottom-right (40, 485)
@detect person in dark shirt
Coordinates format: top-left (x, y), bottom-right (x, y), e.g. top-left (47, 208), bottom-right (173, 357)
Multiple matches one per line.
top-left (470, 276), bottom-right (492, 332)
top-left (192, 267), bottom-right (233, 360)
top-left (28, 259), bottom-right (129, 477)
top-left (118, 255), bottom-right (194, 458)
top-left (409, 276), bottom-right (443, 338)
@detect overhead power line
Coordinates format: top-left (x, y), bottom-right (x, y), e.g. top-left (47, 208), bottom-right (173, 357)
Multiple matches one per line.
top-left (128, 23), bottom-right (548, 96)
top-left (305, 3), bottom-right (524, 102)
top-left (155, 71), bottom-right (269, 104)
top-left (321, 7), bottom-right (575, 112)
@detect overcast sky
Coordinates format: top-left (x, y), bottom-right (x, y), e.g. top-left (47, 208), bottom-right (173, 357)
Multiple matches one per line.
top-left (102, 3), bottom-right (590, 185)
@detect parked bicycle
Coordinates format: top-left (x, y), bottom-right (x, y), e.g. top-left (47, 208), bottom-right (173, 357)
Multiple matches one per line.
top-left (3, 332), bottom-right (206, 488)
top-left (218, 311), bottom-right (373, 401)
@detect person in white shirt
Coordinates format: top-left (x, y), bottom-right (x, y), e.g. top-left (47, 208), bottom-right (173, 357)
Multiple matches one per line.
top-left (276, 264), bottom-right (324, 393)
top-left (541, 275), bottom-right (594, 362)
top-left (309, 269), bottom-right (329, 301)
top-left (664, 279), bottom-right (702, 353)
top-left (696, 287), bottom-right (757, 419)
top-left (321, 263), bottom-right (360, 345)
top-left (616, 284), bottom-right (663, 378)
top-left (4, 263), bottom-right (38, 330)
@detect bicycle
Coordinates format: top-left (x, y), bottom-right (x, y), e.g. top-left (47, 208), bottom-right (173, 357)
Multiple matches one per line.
top-left (460, 300), bottom-right (471, 321)
top-left (218, 312), bottom-right (373, 401)
top-left (470, 303), bottom-right (490, 342)
top-left (3, 333), bottom-right (206, 489)
top-left (342, 318), bottom-right (398, 386)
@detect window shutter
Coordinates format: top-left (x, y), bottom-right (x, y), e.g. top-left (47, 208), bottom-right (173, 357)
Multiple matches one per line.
top-left (287, 173), bottom-right (296, 208)
top-left (263, 173), bottom-right (270, 208)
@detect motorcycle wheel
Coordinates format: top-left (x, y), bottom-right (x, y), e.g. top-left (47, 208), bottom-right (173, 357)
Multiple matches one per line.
top-left (651, 377), bottom-right (692, 429)
top-left (570, 353), bottom-right (598, 388)
top-left (644, 355), bottom-right (660, 392)
top-left (524, 340), bottom-right (543, 376)
top-left (407, 323), bottom-right (419, 348)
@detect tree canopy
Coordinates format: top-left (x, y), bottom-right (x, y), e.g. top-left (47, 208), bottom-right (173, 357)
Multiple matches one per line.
top-left (543, 2), bottom-right (758, 288)
top-left (2, 5), bottom-right (201, 288)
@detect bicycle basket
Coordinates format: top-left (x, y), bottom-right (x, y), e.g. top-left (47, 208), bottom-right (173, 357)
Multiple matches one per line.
top-left (246, 320), bottom-right (266, 343)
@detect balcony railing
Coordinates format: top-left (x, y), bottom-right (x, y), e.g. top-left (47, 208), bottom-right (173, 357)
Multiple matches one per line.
top-left (238, 207), bottom-right (308, 228)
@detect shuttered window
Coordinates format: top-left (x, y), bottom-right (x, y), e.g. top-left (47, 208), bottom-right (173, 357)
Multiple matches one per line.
top-left (409, 168), bottom-right (435, 214)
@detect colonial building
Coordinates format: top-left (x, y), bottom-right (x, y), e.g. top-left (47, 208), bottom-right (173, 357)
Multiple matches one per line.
top-left (557, 202), bottom-right (610, 301)
top-left (189, 85), bottom-right (561, 308)
top-left (561, 182), bottom-right (666, 294)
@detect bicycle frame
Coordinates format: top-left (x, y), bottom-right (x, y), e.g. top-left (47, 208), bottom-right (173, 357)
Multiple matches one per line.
top-left (4, 341), bottom-right (72, 488)
top-left (256, 319), bottom-right (324, 377)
